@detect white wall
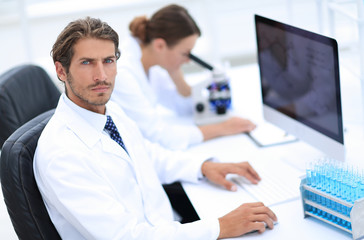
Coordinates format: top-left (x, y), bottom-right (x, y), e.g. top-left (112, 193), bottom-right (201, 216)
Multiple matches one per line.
top-left (0, 0), bottom-right (361, 84)
top-left (0, 0), bottom-right (326, 81)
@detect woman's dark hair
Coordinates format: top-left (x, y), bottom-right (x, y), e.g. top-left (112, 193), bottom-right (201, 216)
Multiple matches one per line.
top-left (51, 16), bottom-right (120, 73)
top-left (129, 4), bottom-right (201, 47)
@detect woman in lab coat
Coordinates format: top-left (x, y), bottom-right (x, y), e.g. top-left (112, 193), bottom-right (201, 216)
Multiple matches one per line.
top-left (111, 4), bottom-right (256, 150)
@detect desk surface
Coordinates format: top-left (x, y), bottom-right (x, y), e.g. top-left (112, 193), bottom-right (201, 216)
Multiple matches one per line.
top-left (183, 63), bottom-right (364, 239)
top-left (184, 134), bottom-right (352, 240)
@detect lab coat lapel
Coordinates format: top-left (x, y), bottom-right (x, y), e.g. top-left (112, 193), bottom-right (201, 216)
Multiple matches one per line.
top-left (124, 36), bottom-right (156, 103)
top-left (106, 117), bottom-right (135, 163)
top-left (99, 115), bottom-right (133, 164)
top-left (110, 118), bottom-right (169, 223)
top-left (137, 61), bottom-right (157, 104)
top-left (100, 136), bottom-right (131, 163)
top-left (57, 97), bottom-right (132, 164)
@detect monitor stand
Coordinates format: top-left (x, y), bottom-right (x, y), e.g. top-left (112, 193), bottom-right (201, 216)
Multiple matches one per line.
top-left (247, 121), bottom-right (298, 147)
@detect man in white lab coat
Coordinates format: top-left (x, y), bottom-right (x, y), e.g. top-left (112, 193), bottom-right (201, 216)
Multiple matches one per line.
top-left (34, 17), bottom-right (277, 240)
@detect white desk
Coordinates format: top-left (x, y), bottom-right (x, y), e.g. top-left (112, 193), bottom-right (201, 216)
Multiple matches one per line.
top-left (183, 63), bottom-right (364, 239)
top-left (184, 134), bottom-right (352, 239)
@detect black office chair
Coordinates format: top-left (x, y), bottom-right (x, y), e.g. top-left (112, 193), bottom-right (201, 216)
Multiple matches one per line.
top-left (0, 64), bottom-right (61, 149)
top-left (0, 109), bottom-right (61, 240)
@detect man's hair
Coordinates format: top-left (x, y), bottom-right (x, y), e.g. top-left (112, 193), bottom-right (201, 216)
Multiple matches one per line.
top-left (51, 17), bottom-right (120, 73)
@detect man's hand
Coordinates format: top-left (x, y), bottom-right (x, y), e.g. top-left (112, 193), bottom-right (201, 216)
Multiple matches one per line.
top-left (218, 202), bottom-right (278, 239)
top-left (201, 161), bottom-right (260, 191)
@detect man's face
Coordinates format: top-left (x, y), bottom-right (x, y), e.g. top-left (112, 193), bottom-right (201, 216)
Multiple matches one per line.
top-left (56, 38), bottom-right (117, 114)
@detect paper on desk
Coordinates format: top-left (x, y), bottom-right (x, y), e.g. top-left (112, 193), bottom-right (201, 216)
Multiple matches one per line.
top-left (248, 122), bottom-right (297, 147)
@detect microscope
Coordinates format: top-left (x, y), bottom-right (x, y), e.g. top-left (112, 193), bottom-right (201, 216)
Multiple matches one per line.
top-left (189, 53), bottom-right (231, 125)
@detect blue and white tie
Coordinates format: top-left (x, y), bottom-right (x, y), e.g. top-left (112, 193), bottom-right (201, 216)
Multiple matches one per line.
top-left (104, 115), bottom-right (128, 154)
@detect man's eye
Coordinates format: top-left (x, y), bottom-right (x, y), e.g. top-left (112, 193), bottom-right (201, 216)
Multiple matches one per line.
top-left (105, 59), bottom-right (114, 63)
top-left (81, 60), bottom-right (90, 65)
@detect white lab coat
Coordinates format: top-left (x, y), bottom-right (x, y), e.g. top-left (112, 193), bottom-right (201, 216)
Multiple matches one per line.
top-left (34, 94), bottom-right (219, 240)
top-left (111, 36), bottom-right (203, 150)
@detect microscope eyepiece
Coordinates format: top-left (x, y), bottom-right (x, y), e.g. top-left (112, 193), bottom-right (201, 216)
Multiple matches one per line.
top-left (189, 53), bottom-right (214, 71)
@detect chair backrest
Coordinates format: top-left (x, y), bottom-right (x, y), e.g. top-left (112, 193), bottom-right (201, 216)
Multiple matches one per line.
top-left (0, 109), bottom-right (61, 240)
top-left (0, 64), bottom-right (61, 148)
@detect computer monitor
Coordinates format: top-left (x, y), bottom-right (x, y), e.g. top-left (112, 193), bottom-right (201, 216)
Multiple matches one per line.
top-left (254, 14), bottom-right (345, 161)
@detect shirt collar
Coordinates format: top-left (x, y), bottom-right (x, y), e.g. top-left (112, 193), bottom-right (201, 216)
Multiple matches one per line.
top-left (62, 94), bottom-right (107, 133)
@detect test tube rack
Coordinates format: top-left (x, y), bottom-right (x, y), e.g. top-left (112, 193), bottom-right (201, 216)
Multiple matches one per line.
top-left (300, 177), bottom-right (364, 240)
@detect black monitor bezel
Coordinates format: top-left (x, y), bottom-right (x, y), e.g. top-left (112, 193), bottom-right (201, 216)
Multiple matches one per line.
top-left (254, 14), bottom-right (344, 144)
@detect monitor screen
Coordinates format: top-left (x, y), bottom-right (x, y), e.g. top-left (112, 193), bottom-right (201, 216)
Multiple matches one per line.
top-left (255, 14), bottom-right (345, 161)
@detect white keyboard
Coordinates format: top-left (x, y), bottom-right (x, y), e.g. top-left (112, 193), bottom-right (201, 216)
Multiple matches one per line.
top-left (232, 160), bottom-right (302, 206)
